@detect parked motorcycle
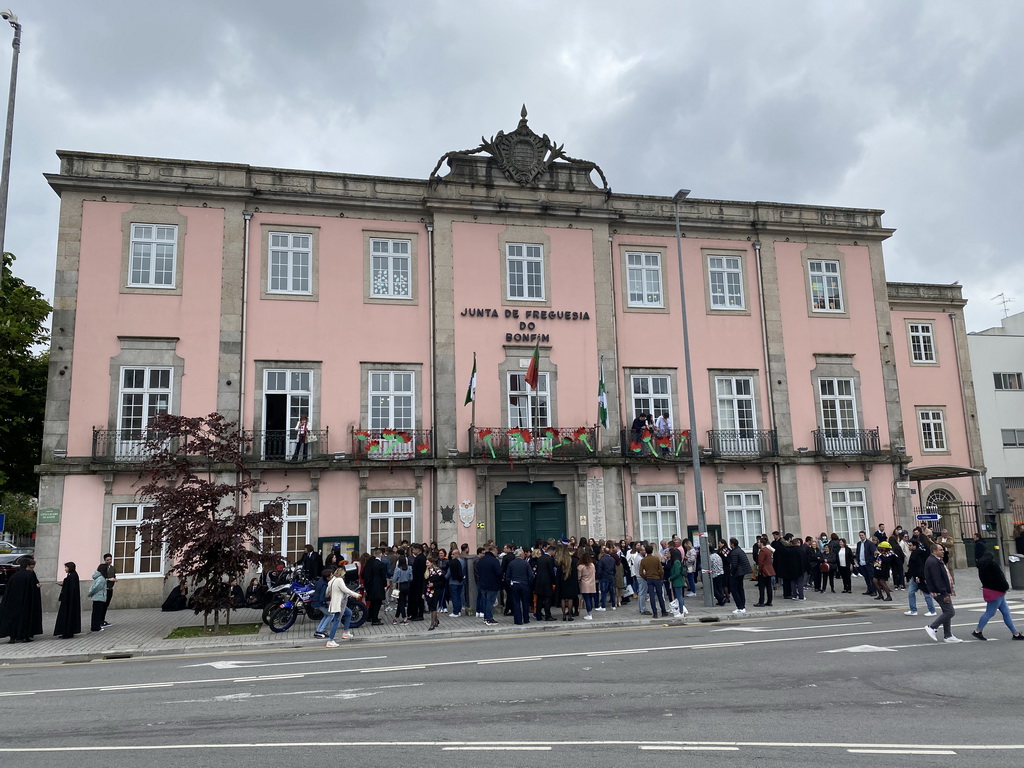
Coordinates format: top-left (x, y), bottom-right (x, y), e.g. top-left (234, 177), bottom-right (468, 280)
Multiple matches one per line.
top-left (265, 564), bottom-right (367, 632)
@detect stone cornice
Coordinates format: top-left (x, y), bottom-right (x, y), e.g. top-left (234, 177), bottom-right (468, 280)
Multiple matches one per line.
top-left (887, 281), bottom-right (967, 309)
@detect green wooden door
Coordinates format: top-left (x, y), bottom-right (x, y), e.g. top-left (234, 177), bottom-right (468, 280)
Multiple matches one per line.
top-left (495, 482), bottom-right (567, 549)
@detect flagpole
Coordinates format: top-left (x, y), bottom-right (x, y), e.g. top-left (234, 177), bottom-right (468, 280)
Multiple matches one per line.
top-left (597, 355), bottom-right (604, 444)
top-left (470, 353), bottom-right (476, 429)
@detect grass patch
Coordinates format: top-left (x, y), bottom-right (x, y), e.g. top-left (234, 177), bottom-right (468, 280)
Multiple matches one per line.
top-left (165, 623), bottom-right (262, 639)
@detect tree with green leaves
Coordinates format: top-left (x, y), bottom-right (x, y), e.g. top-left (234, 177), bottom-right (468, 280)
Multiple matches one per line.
top-left (137, 412), bottom-right (285, 630)
top-left (0, 253), bottom-right (51, 500)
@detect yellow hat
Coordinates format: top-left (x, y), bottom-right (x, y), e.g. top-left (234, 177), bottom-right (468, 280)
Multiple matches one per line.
top-left (877, 541), bottom-right (892, 549)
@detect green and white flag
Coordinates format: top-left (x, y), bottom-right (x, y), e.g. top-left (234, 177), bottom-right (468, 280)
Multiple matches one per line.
top-left (597, 360), bottom-right (608, 428)
top-left (464, 353), bottom-right (477, 406)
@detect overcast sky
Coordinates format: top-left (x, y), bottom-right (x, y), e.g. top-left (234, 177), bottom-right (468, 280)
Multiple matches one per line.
top-left (6, 1), bottom-right (1023, 332)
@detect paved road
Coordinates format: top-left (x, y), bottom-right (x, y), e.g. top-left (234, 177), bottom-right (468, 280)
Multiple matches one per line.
top-left (1, 598), bottom-right (1022, 767)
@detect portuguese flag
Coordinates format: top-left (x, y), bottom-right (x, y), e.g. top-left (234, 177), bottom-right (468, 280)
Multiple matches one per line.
top-left (524, 340), bottom-right (540, 391)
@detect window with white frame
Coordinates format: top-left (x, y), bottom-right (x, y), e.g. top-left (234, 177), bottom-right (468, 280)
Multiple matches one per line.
top-left (129, 224), bottom-right (177, 288)
top-left (118, 367), bottom-right (172, 457)
top-left (708, 255), bottom-right (744, 309)
top-left (819, 378), bottom-right (858, 434)
top-left (808, 259), bottom-right (843, 312)
top-left (638, 493), bottom-right (680, 543)
top-left (369, 371), bottom-right (414, 430)
top-left (506, 243), bottom-right (544, 300)
top-left (368, 498), bottom-right (414, 547)
top-left (626, 251), bottom-right (663, 307)
top-left (269, 232), bottom-right (312, 294)
top-left (919, 409), bottom-right (947, 451)
top-left (261, 500), bottom-right (309, 566)
top-left (631, 375), bottom-right (672, 422)
top-left (508, 372), bottom-right (550, 429)
top-left (370, 238), bottom-right (411, 298)
top-left (994, 372), bottom-right (1024, 391)
top-left (111, 504), bottom-right (163, 576)
top-left (1001, 429), bottom-right (1024, 448)
top-left (724, 491), bottom-right (765, 550)
top-left (908, 323), bottom-right (936, 363)
top-left (828, 489), bottom-right (868, 543)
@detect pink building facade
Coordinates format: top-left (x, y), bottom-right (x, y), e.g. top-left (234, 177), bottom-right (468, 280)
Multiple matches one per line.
top-left (35, 113), bottom-right (983, 605)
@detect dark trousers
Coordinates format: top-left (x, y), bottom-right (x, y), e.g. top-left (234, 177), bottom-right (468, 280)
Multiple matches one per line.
top-left (90, 601), bottom-right (106, 631)
top-left (730, 574), bottom-right (747, 610)
top-left (510, 582), bottom-right (532, 625)
top-left (821, 568), bottom-right (835, 592)
top-left (929, 595), bottom-right (956, 638)
top-left (757, 575), bottom-right (773, 605)
top-left (838, 566), bottom-right (852, 592)
top-left (368, 598), bottom-right (383, 623)
top-left (408, 586), bottom-right (425, 619)
top-left (395, 585), bottom-right (409, 619)
top-left (646, 579), bottom-right (666, 616)
top-left (782, 578), bottom-right (793, 599)
top-left (713, 575), bottom-right (726, 605)
top-left (860, 564), bottom-right (877, 594)
top-left (534, 593), bottom-right (553, 619)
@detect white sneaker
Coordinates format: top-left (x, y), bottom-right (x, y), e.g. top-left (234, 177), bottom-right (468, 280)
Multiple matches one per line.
top-left (681, 605), bottom-right (689, 615)
top-left (924, 611), bottom-right (937, 617)
top-left (325, 640), bottom-right (339, 647)
top-left (595, 607), bottom-right (606, 611)
top-left (686, 592), bottom-right (697, 597)
top-left (943, 635), bottom-right (963, 644)
top-left (924, 626), bottom-right (938, 642)
top-left (583, 614), bottom-right (593, 620)
top-left (611, 606), bottom-right (616, 610)
top-left (904, 610), bottom-right (918, 616)
top-left (476, 612), bottom-right (483, 618)
top-left (732, 608), bottom-right (746, 614)
top-left (341, 632), bottom-right (353, 640)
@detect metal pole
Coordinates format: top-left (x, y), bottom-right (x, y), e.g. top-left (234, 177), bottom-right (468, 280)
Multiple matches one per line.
top-left (673, 189), bottom-right (713, 608)
top-left (0, 10), bottom-right (20, 263)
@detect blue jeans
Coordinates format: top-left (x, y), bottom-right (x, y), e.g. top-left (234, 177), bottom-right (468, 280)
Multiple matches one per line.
top-left (686, 572), bottom-right (696, 593)
top-left (319, 606), bottom-right (352, 639)
top-left (859, 564), bottom-right (876, 593)
top-left (599, 578), bottom-right (614, 609)
top-left (476, 586), bottom-right (487, 615)
top-left (479, 589), bottom-right (497, 622)
top-left (907, 579), bottom-right (935, 613)
top-left (978, 594), bottom-right (1018, 633)
top-left (636, 578), bottom-right (649, 612)
top-left (448, 582), bottom-right (464, 616)
top-left (582, 592), bottom-right (596, 613)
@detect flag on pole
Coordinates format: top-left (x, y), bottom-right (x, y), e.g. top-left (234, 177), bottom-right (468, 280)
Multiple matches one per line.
top-left (597, 362), bottom-right (608, 428)
top-left (464, 353), bottom-right (477, 406)
top-left (524, 340), bottom-right (540, 391)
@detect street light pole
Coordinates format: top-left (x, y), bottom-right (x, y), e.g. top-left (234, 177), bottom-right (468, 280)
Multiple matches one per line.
top-left (673, 188), bottom-right (713, 608)
top-left (0, 9), bottom-right (20, 263)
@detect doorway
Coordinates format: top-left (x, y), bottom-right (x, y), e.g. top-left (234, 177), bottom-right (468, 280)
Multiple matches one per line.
top-left (494, 482), bottom-right (567, 549)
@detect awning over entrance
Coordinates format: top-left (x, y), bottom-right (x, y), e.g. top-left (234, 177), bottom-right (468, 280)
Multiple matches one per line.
top-left (907, 465), bottom-right (982, 482)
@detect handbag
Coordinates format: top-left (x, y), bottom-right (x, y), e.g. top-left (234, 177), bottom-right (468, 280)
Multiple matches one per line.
top-left (307, 432), bottom-right (318, 443)
top-left (820, 562), bottom-right (831, 573)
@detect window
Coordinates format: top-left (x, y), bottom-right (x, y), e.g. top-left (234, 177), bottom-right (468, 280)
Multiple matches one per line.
top-left (828, 489), bottom-right (868, 544)
top-left (708, 255), bottom-right (744, 309)
top-left (638, 493), bottom-right (680, 543)
top-left (994, 373), bottom-right (1024, 391)
top-left (117, 366), bottom-right (172, 458)
top-left (808, 260), bottom-right (843, 312)
top-left (269, 232), bottom-right (312, 294)
top-left (261, 500), bottom-right (309, 565)
top-left (919, 409), bottom-right (947, 452)
top-left (1002, 429), bottom-right (1024, 448)
top-left (506, 243), bottom-right (544, 300)
top-left (818, 377), bottom-right (863, 453)
top-left (508, 372), bottom-right (550, 429)
top-left (370, 371), bottom-right (414, 430)
top-left (716, 376), bottom-right (756, 451)
top-left (370, 238), bottom-right (411, 298)
top-left (368, 498), bottom-right (414, 547)
top-left (626, 251), bottom-right (663, 307)
top-left (724, 491), bottom-right (765, 550)
top-left (262, 369), bottom-right (312, 460)
top-left (111, 505), bottom-right (163, 576)
top-left (631, 376), bottom-right (672, 422)
top-left (129, 224), bottom-right (177, 288)
top-left (908, 323), bottom-right (936, 363)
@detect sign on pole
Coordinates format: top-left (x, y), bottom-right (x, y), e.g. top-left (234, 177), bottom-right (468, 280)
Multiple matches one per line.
top-left (916, 513), bottom-right (940, 521)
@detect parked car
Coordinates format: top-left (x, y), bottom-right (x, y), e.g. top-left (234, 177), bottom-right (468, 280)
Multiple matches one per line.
top-left (0, 553), bottom-right (24, 596)
top-left (0, 541), bottom-right (14, 553)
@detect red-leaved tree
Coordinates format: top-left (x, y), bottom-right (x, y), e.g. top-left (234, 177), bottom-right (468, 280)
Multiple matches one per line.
top-left (137, 412), bottom-right (285, 630)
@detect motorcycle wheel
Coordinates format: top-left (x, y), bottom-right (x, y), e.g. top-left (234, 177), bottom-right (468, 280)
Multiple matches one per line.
top-left (348, 600), bottom-right (367, 629)
top-left (268, 606), bottom-right (297, 633)
top-left (262, 601), bottom-right (282, 626)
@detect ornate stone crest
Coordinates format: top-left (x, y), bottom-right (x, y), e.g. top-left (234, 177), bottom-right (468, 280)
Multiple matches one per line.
top-left (458, 500), bottom-right (476, 528)
top-left (429, 105), bottom-right (609, 190)
top-left (439, 505), bottom-right (455, 524)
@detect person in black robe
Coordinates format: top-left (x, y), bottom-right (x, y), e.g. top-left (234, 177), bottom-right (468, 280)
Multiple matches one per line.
top-left (362, 548), bottom-right (388, 625)
top-left (0, 556), bottom-right (44, 643)
top-left (161, 579), bottom-right (190, 612)
top-left (54, 561), bottom-right (82, 638)
top-left (408, 545), bottom-right (427, 621)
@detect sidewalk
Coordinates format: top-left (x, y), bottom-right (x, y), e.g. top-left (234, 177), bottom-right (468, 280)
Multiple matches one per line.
top-left (0, 570), bottom-right (989, 665)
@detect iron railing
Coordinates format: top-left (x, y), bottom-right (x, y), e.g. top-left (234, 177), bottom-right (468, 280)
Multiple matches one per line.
top-left (812, 428), bottom-right (881, 456)
top-left (92, 429), bottom-right (175, 461)
top-left (620, 428), bottom-right (693, 460)
top-left (707, 429), bottom-right (778, 457)
top-left (352, 428), bottom-right (433, 461)
top-left (241, 429), bottom-right (329, 461)
top-left (472, 426), bottom-right (598, 460)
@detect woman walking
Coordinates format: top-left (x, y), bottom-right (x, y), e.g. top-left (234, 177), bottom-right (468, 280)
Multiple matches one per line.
top-left (682, 540), bottom-right (698, 596)
top-left (577, 549), bottom-right (597, 620)
top-left (668, 547), bottom-right (687, 616)
top-left (323, 566), bottom-right (361, 647)
top-left (972, 553), bottom-right (1024, 641)
top-left (872, 541), bottom-right (894, 601)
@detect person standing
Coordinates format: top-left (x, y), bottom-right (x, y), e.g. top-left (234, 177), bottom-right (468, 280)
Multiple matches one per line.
top-left (446, 549), bottom-right (464, 618)
top-left (639, 544), bottom-right (667, 619)
top-left (754, 537), bottom-right (775, 607)
top-left (408, 544), bottom-right (427, 621)
top-left (872, 541), bottom-right (894, 601)
top-left (88, 564), bottom-right (110, 632)
top-left (533, 546), bottom-right (556, 621)
top-left (577, 548), bottom-right (598, 620)
top-left (855, 532), bottom-right (877, 596)
top-left (836, 537), bottom-right (854, 593)
top-left (924, 543), bottom-right (961, 643)
top-left (99, 553), bottom-right (117, 627)
top-left (53, 562), bottom-right (82, 639)
top-left (904, 538), bottom-right (937, 617)
top-left (300, 544), bottom-right (323, 581)
top-left (596, 546), bottom-right (616, 611)
top-left (0, 557), bottom-right (43, 643)
top-left (476, 546), bottom-right (503, 626)
top-left (971, 552), bottom-right (1024, 641)
top-left (362, 548), bottom-right (388, 626)
top-left (506, 548), bottom-right (534, 625)
top-left (727, 538), bottom-right (752, 614)
top-left (291, 415), bottom-right (310, 461)
top-left (425, 556), bottom-right (447, 630)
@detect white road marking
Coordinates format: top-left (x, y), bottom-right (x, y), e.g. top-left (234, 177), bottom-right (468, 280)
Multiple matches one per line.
top-left (848, 749), bottom-right (957, 755)
top-left (641, 745), bottom-right (739, 751)
top-left (182, 656), bottom-right (386, 669)
top-left (166, 683), bottom-right (423, 705)
top-left (586, 650), bottom-right (648, 656)
top-left (820, 645), bottom-right (898, 653)
top-left (712, 621), bottom-right (871, 633)
top-left (476, 656), bottom-right (543, 665)
top-left (360, 665), bottom-right (426, 673)
top-left (442, 746), bottom-right (551, 751)
top-left (98, 682), bottom-right (174, 691)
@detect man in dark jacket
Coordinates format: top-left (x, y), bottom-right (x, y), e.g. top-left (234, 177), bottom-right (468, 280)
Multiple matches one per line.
top-left (476, 547), bottom-right (503, 625)
top-left (727, 539), bottom-right (752, 613)
top-left (0, 557), bottom-right (43, 643)
top-left (362, 549), bottom-right (389, 625)
top-left (904, 541), bottom-right (936, 616)
top-left (923, 543), bottom-right (960, 642)
top-left (855, 531), bottom-right (878, 596)
top-left (533, 547), bottom-right (557, 621)
top-left (300, 544), bottom-right (324, 582)
top-left (408, 545), bottom-right (427, 621)
top-left (973, 532), bottom-right (987, 566)
top-left (596, 548), bottom-right (616, 610)
top-left (505, 548), bottom-right (534, 625)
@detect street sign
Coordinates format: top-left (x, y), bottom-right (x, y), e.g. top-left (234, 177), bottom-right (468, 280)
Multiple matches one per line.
top-left (0, 512), bottom-right (4, 532)
top-left (916, 513), bottom-right (940, 521)
top-left (896, 481), bottom-right (911, 489)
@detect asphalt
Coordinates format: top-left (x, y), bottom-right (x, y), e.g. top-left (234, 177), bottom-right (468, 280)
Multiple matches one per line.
top-left (0, 568), bottom-right (993, 665)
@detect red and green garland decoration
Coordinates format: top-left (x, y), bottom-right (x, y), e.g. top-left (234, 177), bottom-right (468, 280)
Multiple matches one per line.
top-left (572, 427), bottom-right (595, 453)
top-left (479, 428), bottom-right (496, 459)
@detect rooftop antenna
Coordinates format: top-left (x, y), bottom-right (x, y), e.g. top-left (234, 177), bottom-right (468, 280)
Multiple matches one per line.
top-left (992, 293), bottom-right (1014, 318)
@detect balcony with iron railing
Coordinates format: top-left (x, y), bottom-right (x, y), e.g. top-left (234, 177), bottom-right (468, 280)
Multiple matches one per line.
top-left (352, 428), bottom-right (434, 461)
top-left (91, 428), bottom-right (331, 462)
top-left (471, 426), bottom-right (598, 460)
top-left (620, 428), bottom-right (693, 461)
top-left (812, 428), bottom-right (881, 457)
top-left (706, 429), bottom-right (778, 458)
top-left (241, 429), bottom-right (330, 461)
